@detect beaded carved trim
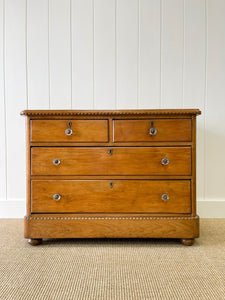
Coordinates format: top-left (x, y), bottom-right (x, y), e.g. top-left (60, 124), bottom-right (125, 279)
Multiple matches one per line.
top-left (20, 109), bottom-right (201, 117)
top-left (24, 215), bottom-right (199, 221)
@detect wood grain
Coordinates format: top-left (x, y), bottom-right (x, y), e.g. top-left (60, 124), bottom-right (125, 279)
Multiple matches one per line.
top-left (26, 117), bottom-right (31, 215)
top-left (24, 215), bottom-right (199, 239)
top-left (31, 119), bottom-right (108, 142)
top-left (192, 116), bottom-right (196, 215)
top-left (31, 147), bottom-right (192, 176)
top-left (31, 180), bottom-right (191, 214)
top-left (22, 109), bottom-right (200, 245)
top-left (113, 119), bottom-right (192, 142)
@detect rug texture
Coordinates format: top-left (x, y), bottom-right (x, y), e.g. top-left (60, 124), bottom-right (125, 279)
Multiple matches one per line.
top-left (0, 219), bottom-right (224, 300)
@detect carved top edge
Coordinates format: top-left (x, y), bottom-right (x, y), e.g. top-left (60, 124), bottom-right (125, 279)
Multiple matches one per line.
top-left (20, 109), bottom-right (201, 117)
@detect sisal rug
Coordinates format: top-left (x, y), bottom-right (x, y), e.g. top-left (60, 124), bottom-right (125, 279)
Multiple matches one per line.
top-left (0, 219), bottom-right (224, 300)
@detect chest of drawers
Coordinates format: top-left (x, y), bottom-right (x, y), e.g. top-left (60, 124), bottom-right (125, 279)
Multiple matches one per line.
top-left (21, 109), bottom-right (201, 246)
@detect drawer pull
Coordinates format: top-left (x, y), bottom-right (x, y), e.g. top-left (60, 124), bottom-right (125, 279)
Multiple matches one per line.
top-left (161, 158), bottom-right (169, 165)
top-left (53, 158), bottom-right (60, 166)
top-left (65, 128), bottom-right (73, 136)
top-left (53, 194), bottom-right (61, 201)
top-left (161, 194), bottom-right (169, 201)
top-left (149, 128), bottom-right (157, 135)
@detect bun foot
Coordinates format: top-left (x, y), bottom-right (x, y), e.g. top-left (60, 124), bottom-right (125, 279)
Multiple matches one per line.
top-left (180, 238), bottom-right (195, 246)
top-left (28, 239), bottom-right (42, 246)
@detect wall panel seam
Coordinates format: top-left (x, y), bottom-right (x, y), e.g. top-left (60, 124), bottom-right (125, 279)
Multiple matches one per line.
top-left (203, 0), bottom-right (208, 202)
top-left (93, 0), bottom-right (95, 109)
top-left (159, 0), bottom-right (163, 108)
top-left (48, 0), bottom-right (50, 108)
top-left (115, 0), bottom-right (117, 109)
top-left (182, 0), bottom-right (185, 109)
top-left (25, 0), bottom-right (28, 109)
top-left (70, 0), bottom-right (72, 109)
top-left (137, 0), bottom-right (140, 108)
top-left (3, 0), bottom-right (7, 201)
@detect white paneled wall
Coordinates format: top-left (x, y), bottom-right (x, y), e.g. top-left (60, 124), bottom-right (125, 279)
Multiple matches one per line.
top-left (72, 0), bottom-right (93, 108)
top-left (139, 0), bottom-right (160, 108)
top-left (27, 0), bottom-right (49, 109)
top-left (0, 0), bottom-right (225, 218)
top-left (4, 0), bottom-right (27, 204)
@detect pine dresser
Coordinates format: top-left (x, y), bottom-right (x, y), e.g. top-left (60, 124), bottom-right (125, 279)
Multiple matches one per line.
top-left (21, 109), bottom-right (201, 246)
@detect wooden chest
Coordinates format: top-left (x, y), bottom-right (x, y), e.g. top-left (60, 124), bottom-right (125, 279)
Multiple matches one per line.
top-left (21, 109), bottom-right (201, 246)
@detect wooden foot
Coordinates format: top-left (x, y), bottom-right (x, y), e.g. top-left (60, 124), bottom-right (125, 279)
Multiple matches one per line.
top-left (180, 238), bottom-right (195, 246)
top-left (28, 239), bottom-right (42, 246)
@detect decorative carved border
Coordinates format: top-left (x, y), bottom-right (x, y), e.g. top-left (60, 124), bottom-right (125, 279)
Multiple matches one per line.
top-left (25, 215), bottom-right (199, 221)
top-left (20, 109), bottom-right (201, 117)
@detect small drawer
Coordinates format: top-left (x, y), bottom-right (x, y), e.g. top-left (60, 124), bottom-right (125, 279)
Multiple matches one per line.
top-left (31, 180), bottom-right (191, 213)
top-left (113, 119), bottom-right (192, 142)
top-left (30, 119), bottom-right (108, 142)
top-left (31, 147), bottom-right (191, 176)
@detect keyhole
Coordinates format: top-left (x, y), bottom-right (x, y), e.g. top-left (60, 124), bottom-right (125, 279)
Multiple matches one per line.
top-left (110, 182), bottom-right (113, 188)
top-left (68, 121), bottom-right (72, 127)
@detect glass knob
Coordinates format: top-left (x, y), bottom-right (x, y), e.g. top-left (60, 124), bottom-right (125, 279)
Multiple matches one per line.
top-left (149, 128), bottom-right (157, 135)
top-left (53, 158), bottom-right (60, 166)
top-left (53, 194), bottom-right (61, 201)
top-left (162, 194), bottom-right (169, 201)
top-left (65, 128), bottom-right (73, 136)
top-left (161, 158), bottom-right (169, 165)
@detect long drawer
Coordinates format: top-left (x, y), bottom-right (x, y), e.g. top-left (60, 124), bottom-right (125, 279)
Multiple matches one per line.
top-left (31, 119), bottom-right (109, 142)
top-left (31, 147), bottom-right (191, 176)
top-left (31, 180), bottom-right (191, 213)
top-left (113, 119), bottom-right (192, 142)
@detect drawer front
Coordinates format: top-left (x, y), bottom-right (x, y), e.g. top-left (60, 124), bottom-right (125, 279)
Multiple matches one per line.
top-left (113, 119), bottom-right (192, 142)
top-left (31, 147), bottom-right (191, 176)
top-left (31, 180), bottom-right (191, 213)
top-left (30, 120), bottom-right (108, 142)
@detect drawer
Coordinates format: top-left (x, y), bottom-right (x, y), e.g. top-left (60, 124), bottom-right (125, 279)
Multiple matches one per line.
top-left (113, 119), bottom-right (192, 142)
top-left (30, 119), bottom-right (108, 142)
top-left (31, 147), bottom-right (191, 176)
top-left (31, 180), bottom-right (191, 213)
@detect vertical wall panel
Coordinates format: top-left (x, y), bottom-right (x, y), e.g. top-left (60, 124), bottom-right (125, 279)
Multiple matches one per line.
top-left (205, 0), bottom-right (225, 201)
top-left (161, 0), bottom-right (184, 108)
top-left (49, 0), bottom-right (71, 108)
top-left (4, 0), bottom-right (27, 200)
top-left (72, 0), bottom-right (93, 109)
top-left (139, 0), bottom-right (160, 108)
top-left (94, 0), bottom-right (115, 109)
top-left (183, 0), bottom-right (205, 201)
top-left (2, 0), bottom-right (225, 217)
top-left (0, 0), bottom-right (6, 201)
top-left (27, 0), bottom-right (49, 109)
top-left (117, 0), bottom-right (138, 108)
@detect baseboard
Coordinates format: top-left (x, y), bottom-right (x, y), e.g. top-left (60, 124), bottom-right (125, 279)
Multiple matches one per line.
top-left (197, 200), bottom-right (225, 218)
top-left (0, 200), bottom-right (26, 218)
top-left (0, 200), bottom-right (224, 218)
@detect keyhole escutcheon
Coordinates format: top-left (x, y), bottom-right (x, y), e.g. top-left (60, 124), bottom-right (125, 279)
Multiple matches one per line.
top-left (109, 149), bottom-right (113, 155)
